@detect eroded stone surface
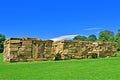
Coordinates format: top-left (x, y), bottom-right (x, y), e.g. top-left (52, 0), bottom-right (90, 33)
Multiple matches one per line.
top-left (3, 38), bottom-right (117, 62)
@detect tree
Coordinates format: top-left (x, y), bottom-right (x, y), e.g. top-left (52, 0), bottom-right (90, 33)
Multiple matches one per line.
top-left (108, 36), bottom-right (115, 42)
top-left (115, 29), bottom-right (120, 51)
top-left (115, 29), bottom-right (120, 41)
top-left (98, 30), bottom-right (114, 42)
top-left (87, 34), bottom-right (97, 42)
top-left (73, 35), bottom-right (87, 41)
top-left (0, 34), bottom-right (5, 53)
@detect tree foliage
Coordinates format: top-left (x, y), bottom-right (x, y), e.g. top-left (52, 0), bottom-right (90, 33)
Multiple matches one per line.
top-left (87, 34), bottom-right (97, 42)
top-left (73, 35), bottom-right (87, 41)
top-left (98, 30), bottom-right (114, 42)
top-left (0, 34), bottom-right (5, 53)
top-left (115, 29), bottom-right (120, 51)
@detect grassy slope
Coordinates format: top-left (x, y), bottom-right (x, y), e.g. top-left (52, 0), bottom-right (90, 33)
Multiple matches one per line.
top-left (0, 52), bottom-right (120, 80)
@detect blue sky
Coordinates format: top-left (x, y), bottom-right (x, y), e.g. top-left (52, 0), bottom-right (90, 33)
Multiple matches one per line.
top-left (0, 0), bottom-right (120, 41)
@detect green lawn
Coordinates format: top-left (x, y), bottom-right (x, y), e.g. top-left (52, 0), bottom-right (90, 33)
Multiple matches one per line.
top-left (0, 52), bottom-right (120, 80)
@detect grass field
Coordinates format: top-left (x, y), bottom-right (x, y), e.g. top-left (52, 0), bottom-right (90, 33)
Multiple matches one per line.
top-left (0, 52), bottom-right (120, 80)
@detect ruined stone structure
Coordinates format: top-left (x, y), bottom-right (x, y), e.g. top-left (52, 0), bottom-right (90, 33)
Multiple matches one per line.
top-left (3, 38), bottom-right (117, 62)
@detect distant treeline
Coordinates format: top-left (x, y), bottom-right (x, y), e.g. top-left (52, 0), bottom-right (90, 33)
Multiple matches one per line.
top-left (73, 29), bottom-right (120, 51)
top-left (0, 29), bottom-right (120, 53)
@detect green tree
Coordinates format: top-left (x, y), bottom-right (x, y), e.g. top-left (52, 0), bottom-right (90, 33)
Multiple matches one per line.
top-left (73, 35), bottom-right (87, 41)
top-left (115, 29), bottom-right (120, 41)
top-left (108, 36), bottom-right (115, 42)
top-left (98, 30), bottom-right (114, 42)
top-left (0, 34), bottom-right (5, 53)
top-left (115, 29), bottom-right (120, 51)
top-left (87, 34), bottom-right (97, 42)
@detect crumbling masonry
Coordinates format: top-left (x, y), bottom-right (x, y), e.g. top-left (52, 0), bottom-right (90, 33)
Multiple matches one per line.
top-left (3, 38), bottom-right (117, 62)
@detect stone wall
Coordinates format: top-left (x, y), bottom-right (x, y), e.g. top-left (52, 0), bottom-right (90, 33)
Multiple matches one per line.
top-left (3, 38), bottom-right (54, 62)
top-left (53, 40), bottom-right (116, 60)
top-left (3, 38), bottom-right (117, 62)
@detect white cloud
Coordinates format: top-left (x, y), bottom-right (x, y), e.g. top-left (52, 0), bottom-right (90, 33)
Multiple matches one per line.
top-left (84, 28), bottom-right (102, 31)
top-left (50, 34), bottom-right (78, 41)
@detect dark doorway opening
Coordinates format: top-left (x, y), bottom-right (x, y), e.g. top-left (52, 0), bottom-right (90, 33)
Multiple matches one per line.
top-left (55, 53), bottom-right (61, 60)
top-left (92, 53), bottom-right (98, 58)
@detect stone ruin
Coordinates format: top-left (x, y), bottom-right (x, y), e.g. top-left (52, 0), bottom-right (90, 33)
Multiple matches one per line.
top-left (3, 38), bottom-right (117, 62)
